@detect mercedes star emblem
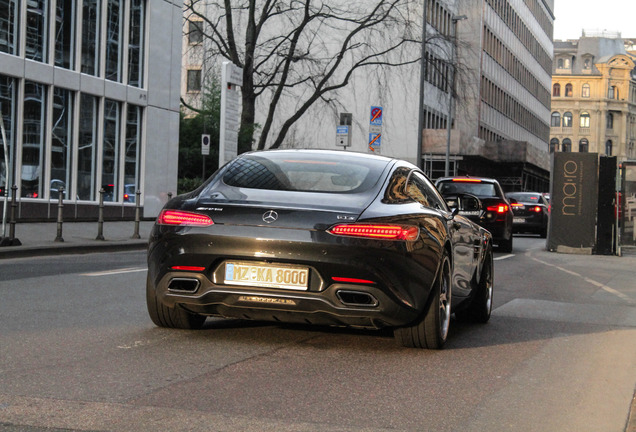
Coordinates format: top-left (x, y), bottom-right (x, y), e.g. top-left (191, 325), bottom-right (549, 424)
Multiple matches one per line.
top-left (262, 210), bottom-right (278, 223)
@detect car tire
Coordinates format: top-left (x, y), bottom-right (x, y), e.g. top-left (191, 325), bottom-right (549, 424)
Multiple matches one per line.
top-left (455, 248), bottom-right (493, 323)
top-left (499, 234), bottom-right (513, 253)
top-left (146, 275), bottom-right (206, 329)
top-left (395, 251), bottom-right (451, 349)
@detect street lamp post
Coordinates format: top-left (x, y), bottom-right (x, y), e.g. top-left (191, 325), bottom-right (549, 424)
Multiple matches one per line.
top-left (444, 15), bottom-right (467, 177)
top-left (416, 1), bottom-right (428, 170)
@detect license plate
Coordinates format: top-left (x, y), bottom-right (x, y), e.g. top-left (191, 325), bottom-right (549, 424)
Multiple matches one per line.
top-left (224, 261), bottom-right (309, 290)
top-left (513, 217), bottom-right (524, 223)
top-left (460, 210), bottom-right (480, 216)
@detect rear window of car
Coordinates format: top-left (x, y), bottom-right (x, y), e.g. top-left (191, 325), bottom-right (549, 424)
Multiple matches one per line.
top-left (437, 180), bottom-right (497, 197)
top-left (508, 193), bottom-right (541, 203)
top-left (221, 152), bottom-right (389, 193)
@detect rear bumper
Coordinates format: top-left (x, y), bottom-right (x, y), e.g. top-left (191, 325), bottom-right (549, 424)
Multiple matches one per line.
top-left (147, 227), bottom-right (443, 329)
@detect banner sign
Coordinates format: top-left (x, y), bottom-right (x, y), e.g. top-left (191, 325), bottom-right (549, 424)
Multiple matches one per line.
top-left (547, 152), bottom-right (598, 253)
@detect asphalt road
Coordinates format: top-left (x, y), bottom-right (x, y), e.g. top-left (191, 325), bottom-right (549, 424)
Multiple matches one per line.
top-left (0, 237), bottom-right (635, 432)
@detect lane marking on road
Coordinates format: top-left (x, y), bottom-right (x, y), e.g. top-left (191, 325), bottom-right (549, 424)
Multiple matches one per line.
top-left (81, 267), bottom-right (147, 277)
top-left (494, 254), bottom-right (515, 261)
top-left (527, 254), bottom-right (634, 305)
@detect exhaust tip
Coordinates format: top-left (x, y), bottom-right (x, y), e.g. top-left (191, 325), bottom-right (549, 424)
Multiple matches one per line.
top-left (168, 278), bottom-right (200, 293)
top-left (336, 290), bottom-right (378, 307)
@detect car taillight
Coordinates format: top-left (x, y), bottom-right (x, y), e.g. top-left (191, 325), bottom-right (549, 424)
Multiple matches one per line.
top-left (158, 210), bottom-right (214, 226)
top-left (171, 266), bottom-right (206, 271)
top-left (452, 178), bottom-right (482, 183)
top-left (511, 203), bottom-right (524, 208)
top-left (486, 204), bottom-right (509, 214)
top-left (531, 206), bottom-right (542, 213)
top-left (328, 224), bottom-right (419, 241)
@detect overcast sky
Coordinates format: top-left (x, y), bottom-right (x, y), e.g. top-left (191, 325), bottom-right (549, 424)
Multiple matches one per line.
top-left (552, 0), bottom-right (634, 40)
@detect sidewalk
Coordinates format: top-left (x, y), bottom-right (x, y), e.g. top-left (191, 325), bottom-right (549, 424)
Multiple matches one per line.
top-left (0, 220), bottom-right (155, 259)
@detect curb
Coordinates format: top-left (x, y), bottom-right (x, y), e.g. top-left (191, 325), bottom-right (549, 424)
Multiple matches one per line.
top-left (0, 241), bottom-right (148, 260)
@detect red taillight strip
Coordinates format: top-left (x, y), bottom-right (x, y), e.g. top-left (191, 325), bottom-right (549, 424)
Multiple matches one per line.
top-left (158, 210), bottom-right (214, 226)
top-left (328, 224), bottom-right (419, 241)
top-left (332, 277), bottom-right (375, 284)
top-left (171, 266), bottom-right (206, 271)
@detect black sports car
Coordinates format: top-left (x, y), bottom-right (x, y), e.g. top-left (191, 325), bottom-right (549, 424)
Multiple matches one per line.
top-left (435, 177), bottom-right (514, 252)
top-left (147, 150), bottom-right (494, 349)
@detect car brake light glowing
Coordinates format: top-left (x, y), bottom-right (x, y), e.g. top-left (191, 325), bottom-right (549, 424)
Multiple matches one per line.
top-left (328, 224), bottom-right (419, 241)
top-left (486, 204), bottom-right (509, 214)
top-left (158, 210), bottom-right (214, 226)
top-left (171, 266), bottom-right (206, 271)
top-left (532, 206), bottom-right (542, 213)
top-left (452, 178), bottom-right (482, 183)
top-left (332, 277), bottom-right (375, 284)
top-left (511, 203), bottom-right (524, 208)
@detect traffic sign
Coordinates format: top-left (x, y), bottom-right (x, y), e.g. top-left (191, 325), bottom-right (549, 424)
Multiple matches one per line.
top-left (201, 134), bottom-right (210, 155)
top-left (370, 106), bottom-right (383, 126)
top-left (369, 132), bottom-right (381, 152)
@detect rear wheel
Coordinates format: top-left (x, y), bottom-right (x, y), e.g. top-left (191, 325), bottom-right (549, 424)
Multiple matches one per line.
top-left (455, 248), bottom-right (493, 323)
top-left (146, 274), bottom-right (206, 329)
top-left (395, 252), bottom-right (452, 349)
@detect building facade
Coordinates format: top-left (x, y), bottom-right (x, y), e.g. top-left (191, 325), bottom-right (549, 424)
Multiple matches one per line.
top-left (0, 0), bottom-right (183, 221)
top-left (421, 0), bottom-right (554, 191)
top-left (551, 33), bottom-right (636, 162)
top-left (179, 0), bottom-right (553, 192)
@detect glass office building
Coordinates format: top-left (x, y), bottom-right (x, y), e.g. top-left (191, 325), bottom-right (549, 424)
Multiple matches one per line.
top-left (0, 0), bottom-right (182, 220)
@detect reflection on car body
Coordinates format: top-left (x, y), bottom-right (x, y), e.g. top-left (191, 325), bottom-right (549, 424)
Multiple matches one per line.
top-left (146, 149), bottom-right (494, 349)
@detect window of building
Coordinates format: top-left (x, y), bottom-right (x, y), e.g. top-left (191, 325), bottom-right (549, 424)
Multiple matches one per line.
top-left (25, 0), bottom-right (48, 62)
top-left (580, 112), bottom-right (590, 128)
top-left (562, 138), bottom-right (572, 152)
top-left (102, 99), bottom-right (120, 201)
top-left (54, 0), bottom-right (75, 69)
top-left (605, 140), bottom-right (613, 156)
top-left (550, 138), bottom-right (559, 153)
top-left (583, 58), bottom-right (592, 69)
top-left (21, 81), bottom-right (47, 198)
top-left (557, 58), bottom-right (570, 69)
top-left (128, 0), bottom-right (145, 87)
top-left (562, 112), bottom-right (573, 127)
top-left (125, 104), bottom-right (142, 201)
top-left (565, 83), bottom-right (573, 97)
top-left (187, 69), bottom-right (202, 92)
top-left (188, 20), bottom-right (203, 45)
top-left (0, 74), bottom-right (16, 193)
top-left (552, 83), bottom-right (561, 97)
top-left (608, 86), bottom-right (617, 99)
top-left (0, 0), bottom-right (19, 55)
top-left (81, 0), bottom-right (101, 75)
top-left (579, 139), bottom-right (589, 152)
top-left (551, 111), bottom-right (561, 127)
top-left (50, 87), bottom-right (74, 200)
top-left (77, 94), bottom-right (98, 201)
top-left (607, 113), bottom-right (614, 129)
top-left (582, 83), bottom-right (590, 98)
top-left (105, 0), bottom-right (123, 82)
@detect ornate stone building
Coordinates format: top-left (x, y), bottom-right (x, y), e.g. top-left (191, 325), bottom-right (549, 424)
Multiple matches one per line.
top-left (551, 33), bottom-right (636, 162)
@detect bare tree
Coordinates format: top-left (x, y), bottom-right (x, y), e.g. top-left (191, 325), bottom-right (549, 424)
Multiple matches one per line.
top-left (184, 0), bottom-right (426, 152)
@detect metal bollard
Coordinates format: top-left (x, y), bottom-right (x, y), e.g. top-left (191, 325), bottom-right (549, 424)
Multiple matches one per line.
top-left (54, 187), bottom-right (65, 242)
top-left (9, 184), bottom-right (17, 240)
top-left (96, 188), bottom-right (105, 240)
top-left (131, 190), bottom-right (141, 239)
